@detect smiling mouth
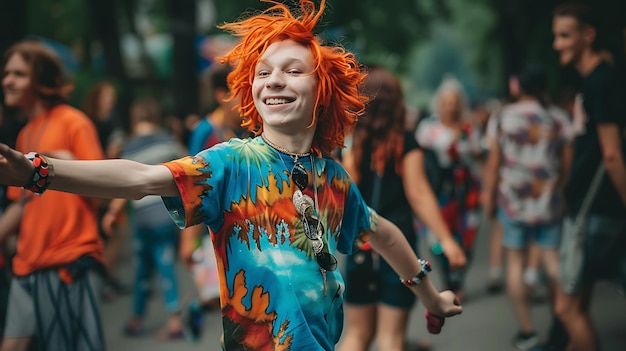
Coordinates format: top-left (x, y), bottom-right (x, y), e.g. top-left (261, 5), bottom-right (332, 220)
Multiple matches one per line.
top-left (265, 97), bottom-right (295, 105)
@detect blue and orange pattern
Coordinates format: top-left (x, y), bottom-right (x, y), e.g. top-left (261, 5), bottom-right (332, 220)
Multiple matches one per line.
top-left (162, 137), bottom-right (373, 351)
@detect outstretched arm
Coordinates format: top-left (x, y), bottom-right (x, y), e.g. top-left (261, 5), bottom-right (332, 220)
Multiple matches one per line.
top-left (368, 215), bottom-right (462, 318)
top-left (0, 143), bottom-right (178, 199)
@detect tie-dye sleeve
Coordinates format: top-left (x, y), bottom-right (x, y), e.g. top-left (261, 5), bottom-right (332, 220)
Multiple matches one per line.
top-left (161, 152), bottom-right (225, 229)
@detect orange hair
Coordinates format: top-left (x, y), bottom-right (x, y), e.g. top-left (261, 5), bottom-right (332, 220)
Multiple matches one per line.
top-left (217, 0), bottom-right (368, 155)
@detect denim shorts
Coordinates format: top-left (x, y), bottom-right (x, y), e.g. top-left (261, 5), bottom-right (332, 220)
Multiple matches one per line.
top-left (559, 214), bottom-right (626, 294)
top-left (498, 209), bottom-right (561, 249)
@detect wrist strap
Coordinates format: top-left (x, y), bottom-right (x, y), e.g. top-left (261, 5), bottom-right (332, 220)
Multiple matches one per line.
top-left (24, 152), bottom-right (52, 195)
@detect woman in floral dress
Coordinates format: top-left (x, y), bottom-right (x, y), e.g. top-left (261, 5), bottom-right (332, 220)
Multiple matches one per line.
top-left (416, 76), bottom-right (482, 299)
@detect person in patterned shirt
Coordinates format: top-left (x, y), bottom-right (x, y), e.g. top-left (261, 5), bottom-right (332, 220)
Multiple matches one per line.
top-left (481, 64), bottom-right (574, 350)
top-left (0, 1), bottom-right (462, 350)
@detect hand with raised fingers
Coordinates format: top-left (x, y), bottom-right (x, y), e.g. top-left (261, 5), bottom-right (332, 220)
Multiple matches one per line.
top-left (0, 144), bottom-right (35, 188)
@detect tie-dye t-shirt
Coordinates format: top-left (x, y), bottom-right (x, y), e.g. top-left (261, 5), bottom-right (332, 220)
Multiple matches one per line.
top-left (161, 136), bottom-right (374, 351)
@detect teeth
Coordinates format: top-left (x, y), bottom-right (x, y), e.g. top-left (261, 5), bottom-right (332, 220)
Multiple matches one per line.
top-left (265, 98), bottom-right (289, 105)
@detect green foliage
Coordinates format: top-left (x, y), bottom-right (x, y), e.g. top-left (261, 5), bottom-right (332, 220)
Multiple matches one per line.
top-left (211, 0), bottom-right (267, 25)
top-left (27, 0), bottom-right (89, 46)
top-left (27, 0), bottom-right (624, 115)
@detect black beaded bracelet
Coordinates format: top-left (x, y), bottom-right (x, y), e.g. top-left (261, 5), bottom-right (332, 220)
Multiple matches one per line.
top-left (23, 152), bottom-right (52, 195)
top-left (400, 259), bottom-right (432, 287)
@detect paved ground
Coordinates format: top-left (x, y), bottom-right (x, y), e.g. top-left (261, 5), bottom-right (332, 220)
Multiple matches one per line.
top-left (101, 219), bottom-right (626, 351)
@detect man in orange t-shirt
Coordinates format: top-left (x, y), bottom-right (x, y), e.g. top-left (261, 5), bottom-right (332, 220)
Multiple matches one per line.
top-left (0, 41), bottom-right (105, 351)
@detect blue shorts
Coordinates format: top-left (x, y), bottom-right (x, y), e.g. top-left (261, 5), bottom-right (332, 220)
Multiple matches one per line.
top-left (498, 209), bottom-right (561, 249)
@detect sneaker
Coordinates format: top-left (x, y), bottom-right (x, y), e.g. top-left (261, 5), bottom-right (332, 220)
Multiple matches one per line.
top-left (513, 331), bottom-right (540, 350)
top-left (123, 321), bottom-right (145, 337)
top-left (102, 279), bottom-right (131, 302)
top-left (182, 301), bottom-right (204, 342)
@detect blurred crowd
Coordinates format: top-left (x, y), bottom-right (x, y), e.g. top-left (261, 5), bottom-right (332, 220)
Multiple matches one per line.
top-left (0, 2), bottom-right (625, 351)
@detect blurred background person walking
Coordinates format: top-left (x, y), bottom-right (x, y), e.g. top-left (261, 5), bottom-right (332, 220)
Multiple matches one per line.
top-left (101, 97), bottom-right (187, 341)
top-left (481, 64), bottom-right (573, 350)
top-left (82, 81), bottom-right (125, 159)
top-left (338, 65), bottom-right (466, 351)
top-left (415, 75), bottom-right (482, 300)
top-left (551, 3), bottom-right (626, 351)
top-left (186, 64), bottom-right (246, 155)
top-left (82, 80), bottom-right (130, 302)
top-left (0, 40), bottom-right (106, 351)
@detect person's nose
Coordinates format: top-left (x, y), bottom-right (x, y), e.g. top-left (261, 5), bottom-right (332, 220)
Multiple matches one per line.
top-left (1, 74), bottom-right (11, 88)
top-left (266, 70), bottom-right (285, 89)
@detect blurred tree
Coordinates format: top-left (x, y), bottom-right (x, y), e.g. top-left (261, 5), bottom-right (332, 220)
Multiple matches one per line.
top-left (169, 0), bottom-right (198, 119)
top-left (88, 0), bottom-right (126, 78)
top-left (26, 0), bottom-right (87, 47)
top-left (323, 0), bottom-right (436, 71)
top-left (209, 0), bottom-right (437, 72)
top-left (0, 1), bottom-right (27, 54)
top-left (490, 0), bottom-right (560, 91)
top-left (211, 0), bottom-right (264, 25)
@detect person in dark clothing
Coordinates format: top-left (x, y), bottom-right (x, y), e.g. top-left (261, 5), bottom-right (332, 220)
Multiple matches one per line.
top-left (550, 3), bottom-right (626, 351)
top-left (338, 65), bottom-right (466, 351)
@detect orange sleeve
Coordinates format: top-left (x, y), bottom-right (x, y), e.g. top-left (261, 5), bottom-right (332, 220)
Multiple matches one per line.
top-left (66, 109), bottom-right (105, 160)
top-left (6, 186), bottom-right (23, 201)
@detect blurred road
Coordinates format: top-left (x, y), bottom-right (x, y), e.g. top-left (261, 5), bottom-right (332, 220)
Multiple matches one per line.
top-left (102, 219), bottom-right (626, 351)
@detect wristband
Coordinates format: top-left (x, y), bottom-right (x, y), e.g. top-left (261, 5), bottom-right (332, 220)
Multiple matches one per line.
top-left (23, 152), bottom-right (52, 195)
top-left (400, 259), bottom-right (432, 287)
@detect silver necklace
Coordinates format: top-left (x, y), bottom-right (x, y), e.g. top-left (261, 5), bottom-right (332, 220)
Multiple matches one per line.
top-left (261, 133), bottom-right (311, 158)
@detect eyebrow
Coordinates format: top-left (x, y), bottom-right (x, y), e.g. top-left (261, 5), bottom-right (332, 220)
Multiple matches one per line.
top-left (256, 58), bottom-right (307, 67)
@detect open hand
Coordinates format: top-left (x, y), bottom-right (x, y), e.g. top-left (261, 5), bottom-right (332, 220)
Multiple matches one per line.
top-left (0, 144), bottom-right (34, 187)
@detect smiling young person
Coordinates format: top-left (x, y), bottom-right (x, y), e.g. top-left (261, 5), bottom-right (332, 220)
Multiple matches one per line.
top-left (551, 3), bottom-right (626, 351)
top-left (0, 1), bottom-right (461, 350)
top-left (0, 41), bottom-right (106, 351)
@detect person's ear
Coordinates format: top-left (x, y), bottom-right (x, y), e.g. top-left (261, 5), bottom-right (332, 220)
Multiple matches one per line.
top-left (582, 25), bottom-right (597, 47)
